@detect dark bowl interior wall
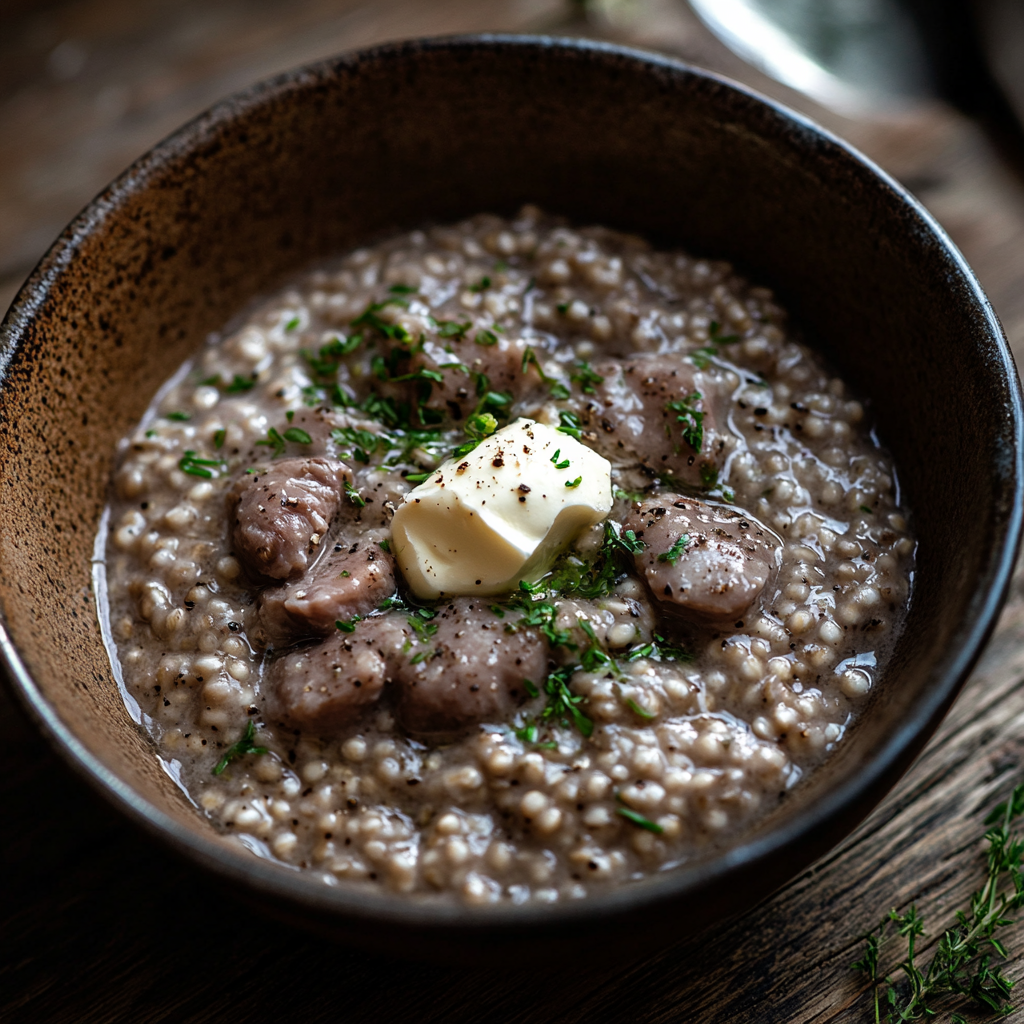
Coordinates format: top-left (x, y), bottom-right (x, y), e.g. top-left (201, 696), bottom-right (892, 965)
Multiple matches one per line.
top-left (0, 36), bottom-right (1017, 949)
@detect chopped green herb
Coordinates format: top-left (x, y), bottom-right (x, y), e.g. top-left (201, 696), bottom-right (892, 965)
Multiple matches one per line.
top-left (687, 346), bottom-right (717, 370)
top-left (339, 570), bottom-right (350, 578)
top-left (283, 427), bottom-right (312, 445)
top-left (200, 375), bottom-right (220, 386)
top-left (556, 302), bottom-right (569, 314)
top-left (388, 283), bottom-right (417, 295)
top-left (285, 316), bottom-right (301, 332)
top-left (493, 260), bottom-right (508, 273)
top-left (469, 275), bottom-right (491, 293)
top-left (285, 410), bottom-right (294, 423)
top-left (451, 411), bottom-right (499, 459)
top-left (166, 411), bottom-right (191, 421)
top-left (405, 471), bottom-right (432, 484)
top-left (336, 615), bottom-right (362, 632)
top-left (256, 427), bottom-right (286, 458)
top-left (709, 320), bottom-right (740, 345)
top-left (565, 476), bottom-right (582, 488)
top-left (578, 619), bottom-right (621, 678)
top-left (666, 391), bottom-right (704, 451)
top-left (344, 481), bottom-right (366, 508)
top-left (351, 299), bottom-right (411, 342)
top-left (407, 609), bottom-right (438, 642)
top-left (224, 374), bottom-right (255, 394)
top-left (613, 486), bottom-right (646, 503)
top-left (557, 410), bottom-right (582, 440)
top-left (550, 449), bottom-right (571, 470)
top-left (475, 329), bottom-right (498, 346)
top-left (213, 429), bottom-right (226, 449)
top-left (625, 698), bottom-right (657, 720)
top-left (570, 361), bottom-right (604, 395)
top-left (212, 720), bottom-right (267, 775)
top-left (539, 665), bottom-right (593, 737)
top-left (178, 450), bottom-right (225, 479)
top-left (145, 429), bottom-right (157, 438)
top-left (523, 679), bottom-right (539, 698)
top-left (409, 649), bottom-right (431, 665)
top-left (378, 539), bottom-right (391, 553)
top-left (522, 347), bottom-right (556, 384)
top-left (515, 722), bottom-right (537, 743)
top-left (548, 382), bottom-right (571, 400)
top-left (658, 535), bottom-right (690, 566)
top-left (700, 463), bottom-right (719, 490)
top-left (435, 319), bottom-right (471, 339)
top-left (626, 632), bottom-right (691, 662)
top-left (616, 803), bottom-right (664, 833)
top-left (860, 505), bottom-right (874, 515)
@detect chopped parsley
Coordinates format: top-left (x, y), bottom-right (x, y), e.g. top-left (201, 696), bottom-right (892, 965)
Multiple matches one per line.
top-left (178, 450), bottom-right (225, 478)
top-left (224, 374), bottom-right (255, 393)
top-left (284, 316), bottom-right (301, 332)
top-left (344, 481), bottom-right (366, 508)
top-left (557, 409), bottom-right (582, 440)
top-left (665, 391), bottom-right (704, 451)
top-left (570, 361), bottom-right (604, 395)
top-left (550, 449), bottom-right (570, 470)
top-left (378, 539), bottom-right (391, 553)
top-left (409, 649), bottom-right (432, 665)
top-left (336, 615), bottom-right (362, 632)
top-left (626, 632), bottom-right (692, 663)
top-left (283, 427), bottom-right (312, 445)
top-left (434, 319), bottom-right (470, 339)
top-left (625, 698), bottom-right (657, 720)
top-left (860, 505), bottom-right (873, 514)
top-left (212, 720), bottom-right (267, 775)
top-left (451, 411), bottom-right (499, 460)
top-left (658, 535), bottom-right (690, 566)
top-left (166, 411), bottom-right (191, 421)
top-left (388, 283), bottom-right (417, 295)
top-left (407, 607), bottom-right (438, 642)
top-left (616, 802), bottom-right (664, 834)
top-left (565, 476), bottom-right (582, 488)
top-left (539, 665), bottom-right (593, 737)
top-left (469, 275), bottom-right (491, 293)
top-left (255, 426), bottom-right (287, 457)
top-left (475, 329), bottom-right (498, 346)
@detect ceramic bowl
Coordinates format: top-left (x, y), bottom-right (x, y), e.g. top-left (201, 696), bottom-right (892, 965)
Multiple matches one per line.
top-left (1, 35), bottom-right (1020, 957)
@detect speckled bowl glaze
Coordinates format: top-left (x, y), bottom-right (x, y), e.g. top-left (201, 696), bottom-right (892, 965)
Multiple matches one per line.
top-left (1, 36), bottom-right (1020, 957)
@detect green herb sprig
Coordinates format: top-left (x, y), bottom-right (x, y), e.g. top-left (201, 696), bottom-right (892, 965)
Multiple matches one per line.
top-left (212, 720), bottom-right (268, 775)
top-left (852, 783), bottom-right (1024, 1022)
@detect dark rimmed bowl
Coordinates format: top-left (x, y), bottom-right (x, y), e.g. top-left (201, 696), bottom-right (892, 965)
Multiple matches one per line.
top-left (1, 35), bottom-right (1020, 957)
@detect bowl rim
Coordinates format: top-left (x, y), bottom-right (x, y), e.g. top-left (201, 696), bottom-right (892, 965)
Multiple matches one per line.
top-left (2, 32), bottom-right (1021, 933)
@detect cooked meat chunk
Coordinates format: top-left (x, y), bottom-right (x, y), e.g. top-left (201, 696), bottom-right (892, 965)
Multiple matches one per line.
top-left (579, 356), bottom-right (728, 487)
top-left (625, 496), bottom-right (780, 621)
top-left (230, 457), bottom-right (350, 580)
top-left (266, 627), bottom-right (389, 731)
top-left (392, 598), bottom-right (549, 735)
top-left (256, 529), bottom-right (396, 644)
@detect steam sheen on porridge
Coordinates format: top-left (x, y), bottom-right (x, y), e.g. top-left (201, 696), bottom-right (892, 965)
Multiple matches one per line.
top-left (102, 208), bottom-right (914, 904)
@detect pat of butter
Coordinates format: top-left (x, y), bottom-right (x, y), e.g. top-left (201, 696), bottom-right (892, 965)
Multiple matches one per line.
top-left (392, 418), bottom-right (612, 598)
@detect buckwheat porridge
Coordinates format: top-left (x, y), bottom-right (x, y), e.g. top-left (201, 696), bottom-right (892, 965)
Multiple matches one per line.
top-left (100, 206), bottom-right (915, 905)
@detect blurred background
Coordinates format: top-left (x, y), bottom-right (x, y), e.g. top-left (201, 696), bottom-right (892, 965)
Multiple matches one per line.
top-left (3, 0), bottom-right (1024, 362)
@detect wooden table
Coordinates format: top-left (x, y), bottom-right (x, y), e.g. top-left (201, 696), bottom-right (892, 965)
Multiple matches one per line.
top-left (4, 2), bottom-right (1024, 1020)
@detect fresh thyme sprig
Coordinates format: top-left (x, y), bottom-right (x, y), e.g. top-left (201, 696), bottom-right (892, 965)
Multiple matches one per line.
top-left (852, 783), bottom-right (1024, 1022)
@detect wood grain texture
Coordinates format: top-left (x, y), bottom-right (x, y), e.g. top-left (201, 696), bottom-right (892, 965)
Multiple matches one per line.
top-left (4, 1), bottom-right (1024, 1021)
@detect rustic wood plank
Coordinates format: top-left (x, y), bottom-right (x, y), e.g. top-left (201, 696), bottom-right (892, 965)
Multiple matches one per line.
top-left (4, 1), bottom-right (1024, 1021)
